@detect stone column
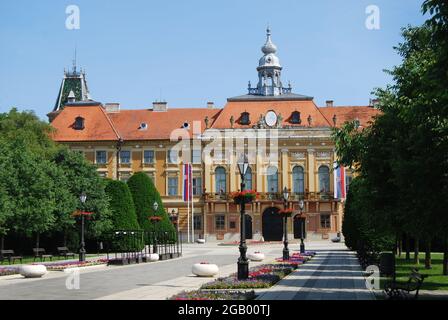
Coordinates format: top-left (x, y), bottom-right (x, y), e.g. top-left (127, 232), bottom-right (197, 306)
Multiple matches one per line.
top-left (281, 149), bottom-right (289, 190)
top-left (256, 150), bottom-right (263, 192)
top-left (307, 149), bottom-right (315, 192)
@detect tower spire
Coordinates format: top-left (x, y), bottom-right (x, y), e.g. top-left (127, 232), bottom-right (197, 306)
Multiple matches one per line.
top-left (247, 27), bottom-right (290, 96)
top-left (72, 47), bottom-right (77, 74)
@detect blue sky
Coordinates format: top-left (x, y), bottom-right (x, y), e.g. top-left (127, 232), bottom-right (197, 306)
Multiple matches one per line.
top-left (0, 0), bottom-right (426, 120)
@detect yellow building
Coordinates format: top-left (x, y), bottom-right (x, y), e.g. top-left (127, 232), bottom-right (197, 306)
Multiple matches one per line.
top-left (49, 29), bottom-right (379, 242)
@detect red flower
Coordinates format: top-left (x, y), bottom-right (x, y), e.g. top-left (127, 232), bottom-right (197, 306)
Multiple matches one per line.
top-left (149, 216), bottom-right (162, 222)
top-left (72, 210), bottom-right (94, 217)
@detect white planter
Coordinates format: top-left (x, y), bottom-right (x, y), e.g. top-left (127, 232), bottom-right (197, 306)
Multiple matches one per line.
top-left (196, 239), bottom-right (206, 244)
top-left (248, 252), bottom-right (265, 261)
top-left (20, 265), bottom-right (47, 278)
top-left (192, 263), bottom-right (219, 277)
top-left (147, 253), bottom-right (159, 262)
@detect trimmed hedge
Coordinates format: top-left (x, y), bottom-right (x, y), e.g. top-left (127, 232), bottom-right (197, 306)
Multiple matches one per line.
top-left (105, 179), bottom-right (143, 250)
top-left (127, 172), bottom-right (176, 236)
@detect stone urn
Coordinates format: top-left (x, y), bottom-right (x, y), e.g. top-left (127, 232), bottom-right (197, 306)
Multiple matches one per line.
top-left (20, 265), bottom-right (47, 278)
top-left (192, 263), bottom-right (219, 277)
top-left (248, 252), bottom-right (265, 261)
top-left (147, 253), bottom-right (159, 262)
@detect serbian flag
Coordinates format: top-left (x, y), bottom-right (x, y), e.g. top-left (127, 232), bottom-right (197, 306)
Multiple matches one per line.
top-left (183, 163), bottom-right (193, 201)
top-left (333, 162), bottom-right (346, 200)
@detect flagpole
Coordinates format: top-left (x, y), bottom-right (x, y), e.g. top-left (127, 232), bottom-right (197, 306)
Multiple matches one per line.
top-left (186, 164), bottom-right (190, 243)
top-left (191, 164), bottom-right (194, 243)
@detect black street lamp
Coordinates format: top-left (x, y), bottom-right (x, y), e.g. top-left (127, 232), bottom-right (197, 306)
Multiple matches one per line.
top-left (151, 201), bottom-right (159, 254)
top-left (298, 199), bottom-right (306, 253)
top-left (237, 154), bottom-right (249, 280)
top-left (79, 192), bottom-right (87, 262)
top-left (282, 187), bottom-right (290, 261)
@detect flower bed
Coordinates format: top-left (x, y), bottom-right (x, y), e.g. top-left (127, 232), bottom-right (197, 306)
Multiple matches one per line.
top-left (169, 290), bottom-right (256, 300)
top-left (201, 264), bottom-right (294, 290)
top-left (42, 259), bottom-right (108, 271)
top-left (0, 266), bottom-right (19, 277)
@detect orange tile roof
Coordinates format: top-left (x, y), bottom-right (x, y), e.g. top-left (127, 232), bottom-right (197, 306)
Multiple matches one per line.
top-left (50, 105), bottom-right (120, 142)
top-left (320, 106), bottom-right (381, 128)
top-left (50, 102), bottom-right (380, 143)
top-left (211, 100), bottom-right (332, 129)
top-left (107, 108), bottom-right (221, 140)
top-left (51, 106), bottom-right (221, 142)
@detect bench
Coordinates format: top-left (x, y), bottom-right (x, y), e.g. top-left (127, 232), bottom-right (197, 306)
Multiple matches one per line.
top-left (0, 250), bottom-right (23, 264)
top-left (33, 248), bottom-right (53, 262)
top-left (57, 247), bottom-right (75, 259)
top-left (384, 268), bottom-right (427, 300)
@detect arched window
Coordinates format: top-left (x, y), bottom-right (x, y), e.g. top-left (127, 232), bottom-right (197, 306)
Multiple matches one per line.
top-left (318, 166), bottom-right (330, 193)
top-left (215, 167), bottom-right (227, 193)
top-left (267, 166), bottom-right (278, 193)
top-left (244, 167), bottom-right (253, 190)
top-left (292, 166), bottom-right (305, 194)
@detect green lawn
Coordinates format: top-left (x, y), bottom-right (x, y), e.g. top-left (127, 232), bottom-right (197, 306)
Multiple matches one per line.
top-left (381, 253), bottom-right (448, 291)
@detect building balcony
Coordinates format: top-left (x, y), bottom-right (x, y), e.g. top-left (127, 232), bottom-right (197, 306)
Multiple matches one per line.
top-left (203, 192), bottom-right (336, 202)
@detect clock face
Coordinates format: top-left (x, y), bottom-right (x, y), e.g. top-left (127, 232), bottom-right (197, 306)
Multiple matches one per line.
top-left (265, 111), bottom-right (277, 127)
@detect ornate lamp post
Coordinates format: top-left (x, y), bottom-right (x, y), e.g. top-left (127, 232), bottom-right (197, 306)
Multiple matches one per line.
top-left (298, 199), bottom-right (306, 253)
top-left (150, 201), bottom-right (160, 254)
top-left (237, 154), bottom-right (249, 280)
top-left (79, 192), bottom-right (87, 262)
top-left (282, 187), bottom-right (290, 260)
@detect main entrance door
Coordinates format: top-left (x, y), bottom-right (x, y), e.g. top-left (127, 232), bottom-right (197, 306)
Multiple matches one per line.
top-left (294, 215), bottom-right (306, 239)
top-left (245, 214), bottom-right (253, 239)
top-left (262, 207), bottom-right (283, 241)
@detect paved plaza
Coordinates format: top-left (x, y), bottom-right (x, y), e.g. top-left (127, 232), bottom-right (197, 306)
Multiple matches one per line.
top-left (0, 241), bottom-right (374, 300)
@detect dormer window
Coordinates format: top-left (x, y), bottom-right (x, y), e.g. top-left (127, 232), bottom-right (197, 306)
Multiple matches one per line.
top-left (240, 112), bottom-right (250, 125)
top-left (74, 116), bottom-right (85, 130)
top-left (182, 122), bottom-right (190, 129)
top-left (139, 123), bottom-right (148, 130)
top-left (290, 111), bottom-right (301, 124)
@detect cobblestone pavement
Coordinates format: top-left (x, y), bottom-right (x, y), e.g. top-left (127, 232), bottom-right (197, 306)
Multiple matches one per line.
top-left (257, 247), bottom-right (374, 300)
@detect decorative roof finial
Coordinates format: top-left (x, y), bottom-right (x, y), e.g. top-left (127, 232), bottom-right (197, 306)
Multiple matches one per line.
top-left (262, 26), bottom-right (277, 55)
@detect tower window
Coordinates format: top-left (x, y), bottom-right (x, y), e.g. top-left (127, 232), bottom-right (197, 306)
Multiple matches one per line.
top-left (240, 112), bottom-right (250, 125)
top-left (290, 111), bottom-right (301, 124)
top-left (74, 116), bottom-right (85, 130)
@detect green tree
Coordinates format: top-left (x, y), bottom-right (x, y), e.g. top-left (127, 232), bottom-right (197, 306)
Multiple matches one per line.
top-left (0, 139), bottom-right (57, 248)
top-left (53, 148), bottom-right (112, 238)
top-left (0, 108), bottom-right (58, 158)
top-left (335, 0), bottom-right (448, 274)
top-left (127, 172), bottom-right (175, 236)
top-left (105, 179), bottom-right (143, 250)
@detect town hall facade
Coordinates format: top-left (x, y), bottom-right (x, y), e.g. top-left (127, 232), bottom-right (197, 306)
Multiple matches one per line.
top-left (48, 29), bottom-right (379, 242)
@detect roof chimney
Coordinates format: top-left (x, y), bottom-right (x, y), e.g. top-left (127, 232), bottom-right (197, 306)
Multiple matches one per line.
top-left (207, 101), bottom-right (214, 109)
top-left (153, 101), bottom-right (168, 112)
top-left (104, 103), bottom-right (120, 113)
top-left (369, 98), bottom-right (380, 108)
top-left (326, 100), bottom-right (334, 107)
